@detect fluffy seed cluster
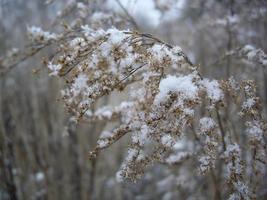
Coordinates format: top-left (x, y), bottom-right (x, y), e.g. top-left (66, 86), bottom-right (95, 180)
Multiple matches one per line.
top-left (1, 1), bottom-right (267, 199)
top-left (44, 25), bottom-right (266, 196)
top-left (47, 27), bottom-right (200, 181)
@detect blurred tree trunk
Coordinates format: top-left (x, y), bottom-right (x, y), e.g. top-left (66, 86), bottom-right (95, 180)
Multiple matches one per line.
top-left (0, 95), bottom-right (18, 200)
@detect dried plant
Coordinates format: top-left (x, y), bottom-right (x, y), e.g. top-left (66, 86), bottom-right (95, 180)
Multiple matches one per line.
top-left (0, 0), bottom-right (266, 200)
top-left (33, 25), bottom-right (266, 198)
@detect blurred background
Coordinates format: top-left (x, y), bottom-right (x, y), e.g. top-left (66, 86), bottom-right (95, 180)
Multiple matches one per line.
top-left (0, 0), bottom-right (266, 199)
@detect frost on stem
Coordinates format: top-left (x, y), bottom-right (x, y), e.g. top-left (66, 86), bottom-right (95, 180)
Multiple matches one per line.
top-left (240, 45), bottom-right (267, 67)
top-left (198, 117), bottom-right (219, 175)
top-left (222, 143), bottom-right (251, 200)
top-left (27, 26), bottom-right (58, 43)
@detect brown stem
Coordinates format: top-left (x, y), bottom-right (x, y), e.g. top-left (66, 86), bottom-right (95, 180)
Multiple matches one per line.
top-left (88, 157), bottom-right (97, 200)
top-left (216, 106), bottom-right (227, 151)
top-left (210, 170), bottom-right (222, 200)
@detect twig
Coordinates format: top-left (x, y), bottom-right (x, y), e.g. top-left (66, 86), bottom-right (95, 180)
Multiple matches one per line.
top-left (115, 0), bottom-right (140, 30)
top-left (215, 106), bottom-right (227, 151)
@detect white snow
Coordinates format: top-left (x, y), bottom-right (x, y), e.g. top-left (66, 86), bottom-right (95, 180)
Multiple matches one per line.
top-left (154, 74), bottom-right (199, 105)
top-left (35, 172), bottom-right (45, 182)
top-left (69, 37), bottom-right (86, 48)
top-left (71, 74), bottom-right (88, 96)
top-left (242, 45), bottom-right (255, 53)
top-left (233, 181), bottom-right (250, 199)
top-left (100, 130), bottom-right (113, 138)
top-left (97, 139), bottom-right (109, 148)
top-left (27, 26), bottom-right (58, 41)
top-left (246, 121), bottom-right (263, 142)
top-left (107, 28), bottom-right (128, 44)
top-left (47, 62), bottom-right (62, 76)
top-left (161, 135), bottom-right (175, 147)
top-left (223, 143), bottom-right (241, 158)
top-left (199, 117), bottom-right (216, 132)
top-left (134, 125), bottom-right (150, 145)
top-left (95, 106), bottom-right (113, 119)
top-left (126, 148), bottom-right (138, 161)
top-left (166, 152), bottom-right (190, 164)
top-left (116, 170), bottom-right (124, 182)
top-left (247, 51), bottom-right (257, 61)
top-left (228, 193), bottom-right (241, 200)
top-left (201, 79), bottom-right (224, 102)
top-left (242, 98), bottom-right (255, 110)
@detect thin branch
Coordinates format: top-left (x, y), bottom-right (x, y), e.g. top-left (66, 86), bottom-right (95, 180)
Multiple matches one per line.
top-left (115, 63), bottom-right (147, 88)
top-left (115, 0), bottom-right (140, 30)
top-left (88, 125), bottom-right (130, 159)
top-left (215, 106), bottom-right (227, 151)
